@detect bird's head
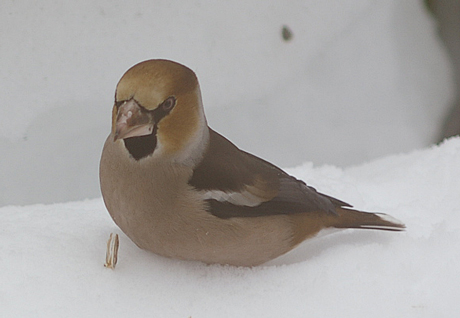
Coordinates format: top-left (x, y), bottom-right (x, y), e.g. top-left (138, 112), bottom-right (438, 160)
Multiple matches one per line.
top-left (112, 59), bottom-right (209, 165)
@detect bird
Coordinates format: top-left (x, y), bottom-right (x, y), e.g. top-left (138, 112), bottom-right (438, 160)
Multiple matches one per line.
top-left (99, 59), bottom-right (405, 267)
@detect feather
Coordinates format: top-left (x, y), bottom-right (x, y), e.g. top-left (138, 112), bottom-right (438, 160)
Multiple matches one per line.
top-left (190, 129), bottom-right (350, 218)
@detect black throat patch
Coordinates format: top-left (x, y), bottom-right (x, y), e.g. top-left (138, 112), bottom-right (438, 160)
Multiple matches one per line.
top-left (123, 126), bottom-right (158, 160)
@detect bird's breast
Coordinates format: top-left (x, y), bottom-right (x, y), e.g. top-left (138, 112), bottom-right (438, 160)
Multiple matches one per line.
top-left (100, 136), bottom-right (297, 266)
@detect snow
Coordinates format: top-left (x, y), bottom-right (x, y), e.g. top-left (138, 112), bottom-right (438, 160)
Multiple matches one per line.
top-left (1, 0), bottom-right (459, 316)
top-left (0, 0), bottom-right (454, 206)
top-left (2, 137), bottom-right (459, 317)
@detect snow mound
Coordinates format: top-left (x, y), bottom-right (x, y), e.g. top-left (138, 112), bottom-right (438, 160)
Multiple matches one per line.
top-left (2, 137), bottom-right (459, 317)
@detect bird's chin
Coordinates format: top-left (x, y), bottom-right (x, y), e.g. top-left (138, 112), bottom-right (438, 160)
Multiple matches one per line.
top-left (122, 130), bottom-right (158, 160)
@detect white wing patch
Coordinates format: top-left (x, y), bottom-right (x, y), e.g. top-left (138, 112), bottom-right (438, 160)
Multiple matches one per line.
top-left (201, 189), bottom-right (264, 207)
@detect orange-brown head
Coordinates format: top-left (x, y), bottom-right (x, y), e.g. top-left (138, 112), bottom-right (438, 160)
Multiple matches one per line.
top-left (112, 59), bottom-right (209, 165)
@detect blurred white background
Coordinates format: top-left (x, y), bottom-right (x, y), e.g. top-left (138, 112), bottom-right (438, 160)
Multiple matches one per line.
top-left (0, 0), bottom-right (455, 206)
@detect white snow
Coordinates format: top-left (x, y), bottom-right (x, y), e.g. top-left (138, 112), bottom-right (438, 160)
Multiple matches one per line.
top-left (1, 0), bottom-right (459, 316)
top-left (2, 137), bottom-right (459, 317)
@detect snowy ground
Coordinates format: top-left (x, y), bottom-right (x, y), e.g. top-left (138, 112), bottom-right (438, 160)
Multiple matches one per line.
top-left (2, 137), bottom-right (459, 317)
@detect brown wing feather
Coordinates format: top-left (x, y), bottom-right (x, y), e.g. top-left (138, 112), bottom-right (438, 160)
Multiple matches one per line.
top-left (189, 129), bottom-right (351, 219)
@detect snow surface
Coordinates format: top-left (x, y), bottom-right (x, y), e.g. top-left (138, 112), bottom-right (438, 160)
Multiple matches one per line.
top-left (2, 137), bottom-right (460, 317)
top-left (0, 0), bottom-right (455, 206)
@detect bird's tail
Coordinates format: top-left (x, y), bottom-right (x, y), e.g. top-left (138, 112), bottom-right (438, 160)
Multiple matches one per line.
top-left (331, 207), bottom-right (405, 231)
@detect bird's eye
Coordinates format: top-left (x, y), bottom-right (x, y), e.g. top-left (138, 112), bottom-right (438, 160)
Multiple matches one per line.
top-left (161, 96), bottom-right (176, 112)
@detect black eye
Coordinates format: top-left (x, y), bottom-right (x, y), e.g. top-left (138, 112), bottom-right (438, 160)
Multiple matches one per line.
top-left (161, 96), bottom-right (176, 112)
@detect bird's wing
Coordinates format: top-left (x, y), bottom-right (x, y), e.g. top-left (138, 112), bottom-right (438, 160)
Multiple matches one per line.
top-left (189, 129), bottom-right (351, 219)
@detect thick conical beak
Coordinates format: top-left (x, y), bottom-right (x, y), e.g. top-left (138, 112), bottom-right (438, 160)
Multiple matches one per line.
top-left (114, 99), bottom-right (154, 141)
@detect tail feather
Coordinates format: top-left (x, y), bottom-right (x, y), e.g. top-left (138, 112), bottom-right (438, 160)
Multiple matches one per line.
top-left (331, 207), bottom-right (405, 231)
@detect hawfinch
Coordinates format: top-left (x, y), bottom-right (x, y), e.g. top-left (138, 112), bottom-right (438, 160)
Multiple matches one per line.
top-left (100, 59), bottom-right (405, 267)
